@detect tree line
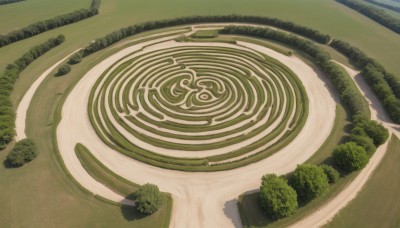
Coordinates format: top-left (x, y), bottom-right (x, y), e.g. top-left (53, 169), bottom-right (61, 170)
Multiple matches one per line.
top-left (0, 0), bottom-right (100, 47)
top-left (0, 35), bottom-right (65, 149)
top-left (220, 26), bottom-right (369, 117)
top-left (80, 15), bottom-right (330, 57)
top-left (336, 0), bottom-right (400, 34)
top-left (330, 39), bottom-right (400, 123)
top-left (365, 0), bottom-right (400, 13)
top-left (0, 0), bottom-right (24, 5)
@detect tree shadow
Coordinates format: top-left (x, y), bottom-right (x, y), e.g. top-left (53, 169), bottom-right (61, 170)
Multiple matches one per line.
top-left (223, 198), bottom-right (242, 228)
top-left (3, 159), bottom-right (16, 169)
top-left (120, 193), bottom-right (147, 221)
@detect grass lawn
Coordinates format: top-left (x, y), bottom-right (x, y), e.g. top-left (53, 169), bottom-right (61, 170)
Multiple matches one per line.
top-left (1, 0), bottom-right (399, 227)
top-left (325, 135), bottom-right (400, 228)
top-left (75, 144), bottom-right (172, 228)
top-left (0, 0), bottom-right (89, 34)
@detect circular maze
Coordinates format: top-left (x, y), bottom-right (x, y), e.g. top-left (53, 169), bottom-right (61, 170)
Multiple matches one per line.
top-left (88, 40), bottom-right (308, 171)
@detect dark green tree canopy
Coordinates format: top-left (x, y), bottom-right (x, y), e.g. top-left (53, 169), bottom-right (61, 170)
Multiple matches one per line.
top-left (333, 142), bottom-right (369, 172)
top-left (319, 164), bottom-right (340, 184)
top-left (260, 174), bottom-right (298, 220)
top-left (289, 164), bottom-right (329, 202)
top-left (7, 138), bottom-right (38, 167)
top-left (135, 183), bottom-right (163, 215)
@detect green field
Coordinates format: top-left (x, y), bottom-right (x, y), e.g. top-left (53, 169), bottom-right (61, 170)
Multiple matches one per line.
top-left (0, 0), bottom-right (89, 34)
top-left (0, 0), bottom-right (399, 227)
top-left (325, 135), bottom-right (400, 228)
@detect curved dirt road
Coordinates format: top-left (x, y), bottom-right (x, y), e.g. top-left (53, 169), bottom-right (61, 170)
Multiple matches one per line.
top-left (55, 32), bottom-right (335, 228)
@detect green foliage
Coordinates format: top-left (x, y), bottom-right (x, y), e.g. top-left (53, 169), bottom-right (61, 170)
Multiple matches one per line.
top-left (333, 142), bottom-right (369, 172)
top-left (68, 51), bottom-right (83, 65)
top-left (135, 183), bottom-right (163, 215)
top-left (0, 0), bottom-right (100, 47)
top-left (319, 164), bottom-right (340, 184)
top-left (349, 134), bottom-right (376, 154)
top-left (7, 139), bottom-right (38, 167)
top-left (57, 64), bottom-right (71, 76)
top-left (0, 35), bottom-right (65, 149)
top-left (82, 15), bottom-right (331, 57)
top-left (353, 115), bottom-right (389, 146)
top-left (289, 164), bottom-right (329, 202)
top-left (260, 174), bottom-right (298, 220)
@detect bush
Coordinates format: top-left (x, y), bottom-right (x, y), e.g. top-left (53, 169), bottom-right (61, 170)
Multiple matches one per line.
top-left (289, 164), bottom-right (329, 202)
top-left (57, 64), bottom-right (71, 76)
top-left (319, 165), bottom-right (340, 184)
top-left (361, 121), bottom-right (389, 146)
top-left (7, 139), bottom-right (38, 167)
top-left (333, 142), bottom-right (369, 172)
top-left (349, 134), bottom-right (376, 154)
top-left (260, 174), bottom-right (298, 220)
top-left (68, 52), bottom-right (83, 65)
top-left (135, 183), bottom-right (163, 215)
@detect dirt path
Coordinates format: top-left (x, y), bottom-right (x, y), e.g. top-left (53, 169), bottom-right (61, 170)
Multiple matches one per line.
top-left (55, 31), bottom-right (335, 228)
top-left (290, 62), bottom-right (399, 227)
top-left (18, 25), bottom-right (392, 228)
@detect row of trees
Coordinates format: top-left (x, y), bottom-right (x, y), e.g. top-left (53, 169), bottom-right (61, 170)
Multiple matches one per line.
top-left (333, 114), bottom-right (388, 172)
top-left (365, 0), bottom-right (400, 13)
top-left (80, 15), bottom-right (331, 57)
top-left (0, 0), bottom-right (100, 47)
top-left (0, 0), bottom-right (24, 5)
top-left (0, 35), bottom-right (65, 149)
top-left (336, 0), bottom-right (400, 34)
top-left (220, 26), bottom-right (369, 117)
top-left (331, 39), bottom-right (400, 123)
top-left (260, 164), bottom-right (339, 219)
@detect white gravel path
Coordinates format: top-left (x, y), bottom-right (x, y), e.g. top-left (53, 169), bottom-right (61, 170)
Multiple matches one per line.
top-left (20, 25), bottom-right (400, 228)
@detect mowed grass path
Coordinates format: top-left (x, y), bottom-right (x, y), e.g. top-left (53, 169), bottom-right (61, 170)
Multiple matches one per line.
top-left (325, 135), bottom-right (400, 228)
top-left (0, 0), bottom-right (400, 227)
top-left (0, 0), bottom-right (89, 34)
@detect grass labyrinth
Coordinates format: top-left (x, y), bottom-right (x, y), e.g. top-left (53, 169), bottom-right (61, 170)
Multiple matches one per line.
top-left (87, 34), bottom-right (308, 171)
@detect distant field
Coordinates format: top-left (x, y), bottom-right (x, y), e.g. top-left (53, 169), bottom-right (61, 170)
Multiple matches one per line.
top-left (325, 136), bottom-right (400, 228)
top-left (0, 0), bottom-right (89, 33)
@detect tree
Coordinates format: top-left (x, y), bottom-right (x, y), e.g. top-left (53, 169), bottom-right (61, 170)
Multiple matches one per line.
top-left (361, 120), bottom-right (389, 146)
top-left (333, 142), bottom-right (369, 172)
top-left (289, 164), bottom-right (329, 202)
top-left (319, 164), bottom-right (340, 184)
top-left (68, 52), bottom-right (83, 65)
top-left (135, 183), bottom-right (163, 215)
top-left (57, 64), bottom-right (71, 76)
top-left (7, 139), bottom-right (38, 167)
top-left (349, 134), bottom-right (376, 154)
top-left (260, 174), bottom-right (298, 219)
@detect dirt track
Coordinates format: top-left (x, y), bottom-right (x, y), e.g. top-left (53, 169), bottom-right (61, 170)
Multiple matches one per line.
top-left (15, 26), bottom-right (400, 228)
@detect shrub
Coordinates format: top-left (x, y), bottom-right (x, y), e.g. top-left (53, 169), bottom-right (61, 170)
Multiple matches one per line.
top-left (361, 121), bottom-right (389, 146)
top-left (289, 164), bottom-right (329, 202)
top-left (319, 164), bottom-right (340, 184)
top-left (57, 64), bottom-right (71, 76)
top-left (135, 183), bottom-right (163, 215)
top-left (333, 142), bottom-right (369, 172)
top-left (68, 52), bottom-right (83, 65)
top-left (260, 174), bottom-right (298, 220)
top-left (349, 134), bottom-right (376, 154)
top-left (7, 139), bottom-right (38, 167)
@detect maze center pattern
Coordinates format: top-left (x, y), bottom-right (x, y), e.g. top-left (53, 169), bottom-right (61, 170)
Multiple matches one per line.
top-left (89, 41), bottom-right (306, 162)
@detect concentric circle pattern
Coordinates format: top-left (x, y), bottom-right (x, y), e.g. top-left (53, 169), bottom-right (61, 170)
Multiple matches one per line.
top-left (88, 40), bottom-right (308, 171)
